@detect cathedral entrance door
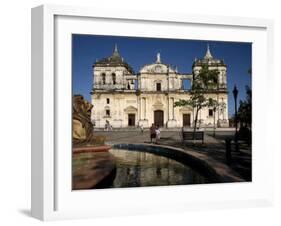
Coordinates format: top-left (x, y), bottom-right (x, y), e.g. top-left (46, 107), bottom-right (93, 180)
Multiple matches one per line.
top-left (128, 114), bottom-right (135, 126)
top-left (183, 114), bottom-right (191, 127)
top-left (154, 110), bottom-right (164, 127)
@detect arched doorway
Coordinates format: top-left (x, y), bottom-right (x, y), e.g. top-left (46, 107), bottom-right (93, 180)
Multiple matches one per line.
top-left (154, 110), bottom-right (164, 127)
top-left (182, 113), bottom-right (191, 127)
top-left (128, 114), bottom-right (135, 126)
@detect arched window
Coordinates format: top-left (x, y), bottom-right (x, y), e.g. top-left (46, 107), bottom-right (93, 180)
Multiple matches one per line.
top-left (105, 106), bottom-right (110, 117)
top-left (102, 73), bottom-right (106, 84)
top-left (112, 73), bottom-right (116, 85)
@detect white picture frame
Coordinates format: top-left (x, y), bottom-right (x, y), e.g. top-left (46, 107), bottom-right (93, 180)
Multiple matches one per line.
top-left (31, 4), bottom-right (274, 221)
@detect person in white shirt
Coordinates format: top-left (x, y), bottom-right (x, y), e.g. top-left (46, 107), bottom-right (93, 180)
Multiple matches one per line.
top-left (155, 125), bottom-right (161, 144)
top-left (140, 124), bottom-right (144, 133)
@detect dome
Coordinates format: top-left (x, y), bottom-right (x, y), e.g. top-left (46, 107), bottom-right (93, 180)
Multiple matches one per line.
top-left (94, 44), bottom-right (134, 73)
top-left (193, 45), bottom-right (225, 67)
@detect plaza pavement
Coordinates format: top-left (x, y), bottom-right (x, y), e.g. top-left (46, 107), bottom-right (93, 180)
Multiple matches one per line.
top-left (94, 129), bottom-right (252, 181)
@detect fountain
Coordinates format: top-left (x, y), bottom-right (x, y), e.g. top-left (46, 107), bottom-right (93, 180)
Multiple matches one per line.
top-left (72, 95), bottom-right (116, 189)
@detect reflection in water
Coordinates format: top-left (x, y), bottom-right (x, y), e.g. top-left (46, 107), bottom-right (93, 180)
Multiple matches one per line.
top-left (109, 149), bottom-right (208, 188)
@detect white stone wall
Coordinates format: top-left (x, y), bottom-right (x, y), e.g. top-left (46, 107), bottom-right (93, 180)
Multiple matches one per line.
top-left (91, 91), bottom-right (228, 128)
top-left (91, 92), bottom-right (138, 128)
top-left (138, 63), bottom-right (183, 91)
top-left (91, 56), bottom-right (229, 128)
top-left (138, 73), bottom-right (183, 91)
top-left (93, 66), bottom-right (136, 90)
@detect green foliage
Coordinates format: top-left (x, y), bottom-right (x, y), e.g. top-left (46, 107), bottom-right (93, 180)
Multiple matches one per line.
top-left (174, 65), bottom-right (219, 132)
top-left (237, 85), bottom-right (252, 127)
top-left (192, 65), bottom-right (219, 91)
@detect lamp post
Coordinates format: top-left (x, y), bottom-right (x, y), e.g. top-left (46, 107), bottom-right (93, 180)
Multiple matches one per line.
top-left (233, 85), bottom-right (239, 152)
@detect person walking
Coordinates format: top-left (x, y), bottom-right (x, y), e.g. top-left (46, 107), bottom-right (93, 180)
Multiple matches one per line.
top-left (104, 120), bottom-right (108, 131)
top-left (150, 123), bottom-right (156, 143)
top-left (140, 124), bottom-right (144, 134)
top-left (155, 125), bottom-right (161, 144)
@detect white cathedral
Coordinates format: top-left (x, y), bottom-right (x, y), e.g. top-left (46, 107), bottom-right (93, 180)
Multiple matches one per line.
top-left (91, 45), bottom-right (229, 129)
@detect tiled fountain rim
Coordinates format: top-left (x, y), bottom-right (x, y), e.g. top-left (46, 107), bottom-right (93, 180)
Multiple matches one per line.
top-left (113, 143), bottom-right (245, 183)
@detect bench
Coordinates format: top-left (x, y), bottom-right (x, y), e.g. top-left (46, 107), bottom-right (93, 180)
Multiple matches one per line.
top-left (182, 131), bottom-right (204, 144)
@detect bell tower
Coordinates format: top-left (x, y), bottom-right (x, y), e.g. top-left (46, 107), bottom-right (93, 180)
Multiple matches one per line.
top-left (92, 45), bottom-right (135, 91)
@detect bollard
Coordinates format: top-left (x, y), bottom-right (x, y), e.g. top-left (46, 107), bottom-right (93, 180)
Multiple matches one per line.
top-left (225, 138), bottom-right (232, 164)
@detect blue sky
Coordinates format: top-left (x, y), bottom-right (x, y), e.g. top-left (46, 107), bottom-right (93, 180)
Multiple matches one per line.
top-left (72, 34), bottom-right (252, 117)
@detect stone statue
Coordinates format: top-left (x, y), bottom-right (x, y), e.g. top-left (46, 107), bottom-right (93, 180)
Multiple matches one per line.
top-left (72, 95), bottom-right (96, 146)
top-left (156, 52), bottom-right (161, 63)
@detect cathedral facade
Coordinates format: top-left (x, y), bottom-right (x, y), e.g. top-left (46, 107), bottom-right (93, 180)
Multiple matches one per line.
top-left (91, 45), bottom-right (229, 129)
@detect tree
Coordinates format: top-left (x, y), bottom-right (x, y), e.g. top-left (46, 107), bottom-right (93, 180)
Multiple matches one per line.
top-left (237, 85), bottom-right (252, 128)
top-left (174, 65), bottom-right (219, 133)
top-left (237, 68), bottom-right (252, 128)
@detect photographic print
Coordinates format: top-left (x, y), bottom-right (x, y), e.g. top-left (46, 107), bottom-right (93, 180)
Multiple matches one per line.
top-left (72, 35), bottom-right (252, 190)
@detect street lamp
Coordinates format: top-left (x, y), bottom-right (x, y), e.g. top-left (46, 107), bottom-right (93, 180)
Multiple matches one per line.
top-left (233, 85), bottom-right (239, 152)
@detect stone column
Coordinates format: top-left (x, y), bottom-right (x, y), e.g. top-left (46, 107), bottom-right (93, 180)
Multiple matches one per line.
top-left (171, 98), bottom-right (175, 119)
top-left (167, 97), bottom-right (176, 128)
top-left (138, 96), bottom-right (148, 127)
top-left (141, 97), bottom-right (146, 119)
top-left (143, 98), bottom-right (146, 119)
top-left (222, 99), bottom-right (226, 120)
top-left (138, 96), bottom-right (141, 120)
top-left (167, 96), bottom-right (170, 120)
top-left (140, 97), bottom-right (143, 120)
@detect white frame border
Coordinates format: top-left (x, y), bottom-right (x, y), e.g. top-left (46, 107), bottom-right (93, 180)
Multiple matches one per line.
top-left (31, 4), bottom-right (274, 221)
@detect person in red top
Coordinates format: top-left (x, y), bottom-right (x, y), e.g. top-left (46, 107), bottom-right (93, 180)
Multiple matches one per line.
top-left (150, 123), bottom-right (156, 143)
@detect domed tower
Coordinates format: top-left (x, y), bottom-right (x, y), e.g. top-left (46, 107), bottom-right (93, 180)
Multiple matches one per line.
top-left (192, 45), bottom-right (229, 127)
top-left (92, 44), bottom-right (135, 91)
top-left (91, 45), bottom-right (138, 129)
top-left (192, 44), bottom-right (227, 90)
